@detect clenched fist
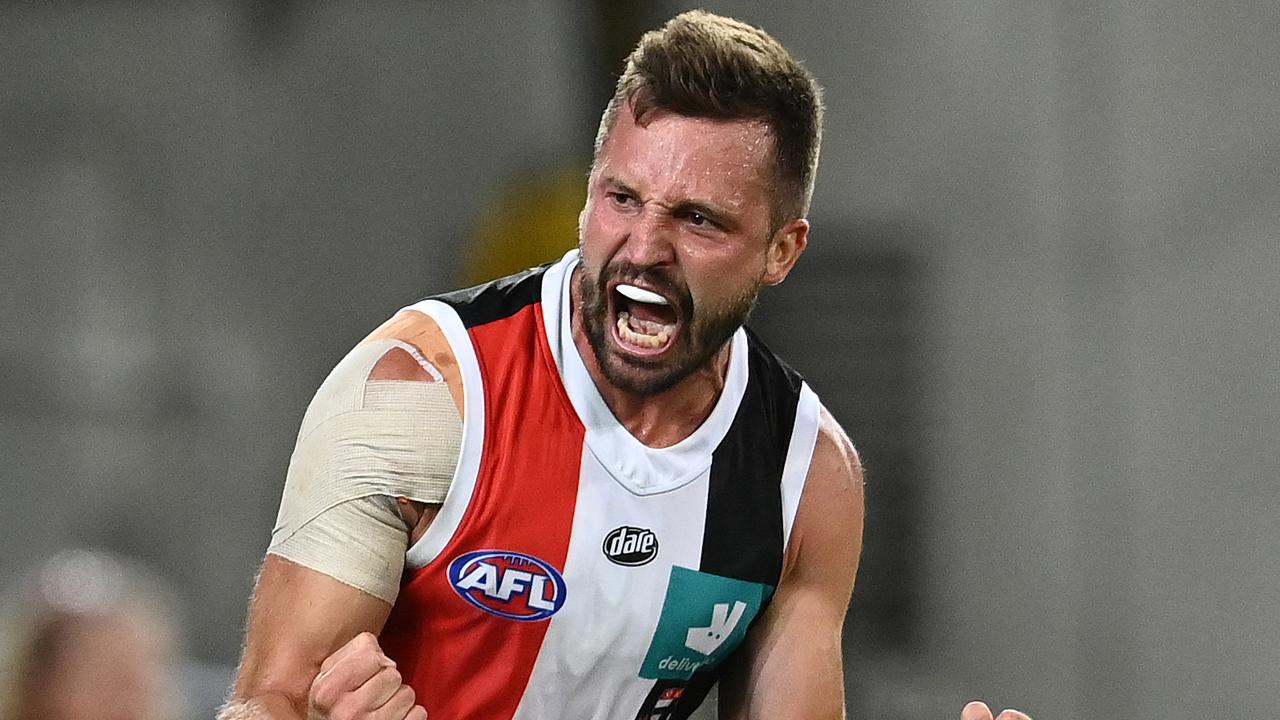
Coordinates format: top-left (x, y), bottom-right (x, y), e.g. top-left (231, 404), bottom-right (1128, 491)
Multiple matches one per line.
top-left (961, 700), bottom-right (1031, 720)
top-left (308, 632), bottom-right (426, 720)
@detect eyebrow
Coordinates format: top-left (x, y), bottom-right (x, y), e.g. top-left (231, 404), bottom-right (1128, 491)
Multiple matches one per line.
top-left (601, 175), bottom-right (737, 228)
top-left (601, 175), bottom-right (638, 196)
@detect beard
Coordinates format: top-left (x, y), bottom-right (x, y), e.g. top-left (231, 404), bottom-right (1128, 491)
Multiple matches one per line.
top-left (575, 259), bottom-right (762, 396)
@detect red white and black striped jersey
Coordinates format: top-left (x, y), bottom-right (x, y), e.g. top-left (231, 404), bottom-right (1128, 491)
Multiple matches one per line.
top-left (378, 250), bottom-right (821, 720)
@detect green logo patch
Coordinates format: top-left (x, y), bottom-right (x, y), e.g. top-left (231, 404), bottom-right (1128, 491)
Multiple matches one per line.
top-left (639, 566), bottom-right (773, 680)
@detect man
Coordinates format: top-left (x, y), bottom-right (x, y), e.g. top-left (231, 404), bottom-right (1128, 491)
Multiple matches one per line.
top-left (221, 11), bottom-right (1030, 720)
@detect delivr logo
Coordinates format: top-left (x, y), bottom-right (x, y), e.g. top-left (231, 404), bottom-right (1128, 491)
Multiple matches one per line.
top-left (639, 566), bottom-right (772, 680)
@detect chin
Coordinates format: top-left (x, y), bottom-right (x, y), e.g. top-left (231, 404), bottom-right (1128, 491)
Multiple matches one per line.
top-left (599, 359), bottom-right (688, 396)
top-left (596, 331), bottom-right (718, 396)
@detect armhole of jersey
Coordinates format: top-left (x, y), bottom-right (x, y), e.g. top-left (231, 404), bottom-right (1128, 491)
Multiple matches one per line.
top-left (780, 382), bottom-right (821, 554)
top-left (404, 299), bottom-right (486, 570)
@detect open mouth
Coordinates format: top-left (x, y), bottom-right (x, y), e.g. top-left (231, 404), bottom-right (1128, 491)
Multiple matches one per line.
top-left (610, 282), bottom-right (681, 356)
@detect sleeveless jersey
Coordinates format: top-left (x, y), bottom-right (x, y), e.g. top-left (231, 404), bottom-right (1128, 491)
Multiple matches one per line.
top-left (378, 250), bottom-right (821, 720)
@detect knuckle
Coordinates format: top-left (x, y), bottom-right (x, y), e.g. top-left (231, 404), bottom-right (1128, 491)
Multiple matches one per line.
top-left (330, 695), bottom-right (365, 720)
top-left (367, 666), bottom-right (399, 694)
top-left (380, 686), bottom-right (416, 720)
top-left (369, 685), bottom-right (408, 719)
top-left (309, 680), bottom-right (340, 711)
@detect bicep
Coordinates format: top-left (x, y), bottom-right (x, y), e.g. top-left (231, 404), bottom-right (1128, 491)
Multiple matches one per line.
top-left (719, 407), bottom-right (865, 720)
top-left (231, 554), bottom-right (393, 710)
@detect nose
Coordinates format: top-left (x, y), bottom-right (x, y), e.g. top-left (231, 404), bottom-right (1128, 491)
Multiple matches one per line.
top-left (617, 205), bottom-right (676, 269)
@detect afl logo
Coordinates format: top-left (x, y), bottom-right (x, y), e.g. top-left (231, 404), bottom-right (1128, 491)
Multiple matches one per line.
top-left (447, 550), bottom-right (567, 621)
top-left (603, 526), bottom-right (659, 566)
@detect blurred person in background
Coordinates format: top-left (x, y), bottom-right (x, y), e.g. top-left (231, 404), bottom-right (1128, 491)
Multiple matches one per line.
top-left (0, 549), bottom-right (183, 720)
top-left (221, 10), bottom-right (1028, 720)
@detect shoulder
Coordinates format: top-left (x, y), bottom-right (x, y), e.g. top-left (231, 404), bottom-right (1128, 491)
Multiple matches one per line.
top-left (311, 255), bottom-right (563, 426)
top-left (287, 307), bottom-right (469, 450)
top-left (359, 307), bottom-right (465, 415)
top-left (782, 403), bottom-right (865, 581)
top-left (810, 404), bottom-right (864, 503)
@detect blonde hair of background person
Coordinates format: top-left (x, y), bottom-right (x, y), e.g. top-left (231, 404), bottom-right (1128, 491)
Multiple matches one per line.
top-left (0, 549), bottom-right (183, 720)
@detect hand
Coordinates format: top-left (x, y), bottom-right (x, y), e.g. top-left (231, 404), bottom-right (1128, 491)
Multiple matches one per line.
top-left (961, 700), bottom-right (1032, 720)
top-left (308, 632), bottom-right (426, 720)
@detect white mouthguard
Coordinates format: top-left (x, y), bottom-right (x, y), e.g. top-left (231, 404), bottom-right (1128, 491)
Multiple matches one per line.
top-left (616, 284), bottom-right (670, 306)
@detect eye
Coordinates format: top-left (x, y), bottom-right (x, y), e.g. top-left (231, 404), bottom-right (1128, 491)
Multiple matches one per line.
top-left (683, 210), bottom-right (723, 232)
top-left (608, 191), bottom-right (636, 208)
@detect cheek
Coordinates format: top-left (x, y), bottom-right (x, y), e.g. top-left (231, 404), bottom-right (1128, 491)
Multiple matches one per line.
top-left (683, 263), bottom-right (735, 311)
top-left (579, 207), bottom-right (622, 256)
top-left (682, 248), bottom-right (767, 312)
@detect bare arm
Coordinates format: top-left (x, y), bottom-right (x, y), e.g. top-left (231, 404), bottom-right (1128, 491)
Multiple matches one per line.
top-left (224, 555), bottom-right (395, 718)
top-left (714, 407), bottom-right (1035, 720)
top-left (223, 309), bottom-right (460, 719)
top-left (718, 405), bottom-right (865, 720)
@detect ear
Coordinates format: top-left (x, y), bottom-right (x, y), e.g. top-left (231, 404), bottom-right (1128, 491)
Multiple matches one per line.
top-left (762, 218), bottom-right (809, 286)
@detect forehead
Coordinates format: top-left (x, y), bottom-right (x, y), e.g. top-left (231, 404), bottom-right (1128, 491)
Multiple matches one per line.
top-left (596, 108), bottom-right (775, 204)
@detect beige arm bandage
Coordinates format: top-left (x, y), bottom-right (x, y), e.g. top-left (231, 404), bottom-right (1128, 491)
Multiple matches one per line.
top-left (268, 338), bottom-right (462, 604)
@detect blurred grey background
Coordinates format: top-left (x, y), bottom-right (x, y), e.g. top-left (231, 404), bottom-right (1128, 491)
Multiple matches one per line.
top-left (2, 1), bottom-right (1278, 718)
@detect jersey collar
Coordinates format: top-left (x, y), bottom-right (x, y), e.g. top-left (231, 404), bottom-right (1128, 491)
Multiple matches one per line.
top-left (540, 249), bottom-right (750, 496)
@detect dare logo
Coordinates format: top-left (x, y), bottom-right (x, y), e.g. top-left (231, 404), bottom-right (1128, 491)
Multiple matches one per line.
top-left (447, 550), bottom-right (567, 621)
top-left (603, 526), bottom-right (659, 567)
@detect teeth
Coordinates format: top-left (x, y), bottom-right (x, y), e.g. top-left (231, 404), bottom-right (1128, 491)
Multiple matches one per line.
top-left (616, 284), bottom-right (669, 306)
top-left (616, 311), bottom-right (673, 349)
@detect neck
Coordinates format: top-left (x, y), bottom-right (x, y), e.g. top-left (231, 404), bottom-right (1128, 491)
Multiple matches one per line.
top-left (569, 267), bottom-right (732, 449)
